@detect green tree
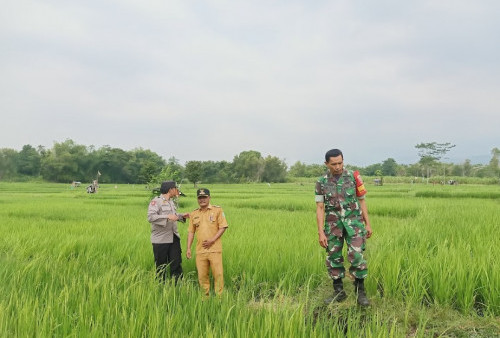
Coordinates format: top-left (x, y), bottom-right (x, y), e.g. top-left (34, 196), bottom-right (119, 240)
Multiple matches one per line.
top-left (396, 164), bottom-right (407, 176)
top-left (451, 163), bottom-right (463, 177)
top-left (17, 144), bottom-right (41, 176)
top-left (306, 164), bottom-right (326, 177)
top-left (405, 163), bottom-right (421, 178)
top-left (261, 156), bottom-right (287, 183)
top-left (415, 142), bottom-right (456, 178)
top-left (362, 163), bottom-right (382, 176)
top-left (149, 157), bottom-right (184, 188)
top-left (128, 148), bottom-right (165, 184)
top-left (288, 161), bottom-right (307, 177)
top-left (199, 161), bottom-right (218, 183)
top-left (487, 147), bottom-right (500, 177)
top-left (185, 161), bottom-right (203, 187)
top-left (232, 150), bottom-right (264, 182)
top-left (375, 169), bottom-right (383, 185)
top-left (462, 159), bottom-right (472, 177)
top-left (0, 148), bottom-right (18, 180)
top-left (212, 161), bottom-right (233, 183)
top-left (41, 139), bottom-right (89, 182)
top-left (139, 161), bottom-right (160, 184)
top-left (418, 156), bottom-right (437, 178)
top-left (381, 158), bottom-right (397, 176)
top-left (94, 146), bottom-right (131, 183)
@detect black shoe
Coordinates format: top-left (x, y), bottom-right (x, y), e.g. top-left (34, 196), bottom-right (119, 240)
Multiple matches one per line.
top-left (325, 279), bottom-right (347, 304)
top-left (354, 278), bottom-right (370, 306)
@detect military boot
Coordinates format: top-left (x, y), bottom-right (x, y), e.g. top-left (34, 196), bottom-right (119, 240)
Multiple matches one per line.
top-left (325, 279), bottom-right (347, 304)
top-left (354, 278), bottom-right (370, 306)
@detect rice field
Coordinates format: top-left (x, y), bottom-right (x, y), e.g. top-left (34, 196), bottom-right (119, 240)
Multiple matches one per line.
top-left (0, 182), bottom-right (499, 337)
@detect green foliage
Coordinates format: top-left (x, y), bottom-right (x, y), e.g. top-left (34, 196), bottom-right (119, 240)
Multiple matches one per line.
top-left (200, 161), bottom-right (233, 183)
top-left (17, 144), bottom-right (41, 176)
top-left (288, 161), bottom-right (307, 177)
top-left (2, 140), bottom-right (167, 184)
top-left (148, 157), bottom-right (184, 188)
top-left (288, 162), bottom-right (325, 178)
top-left (129, 148), bottom-right (166, 184)
top-left (185, 161), bottom-right (203, 186)
top-left (3, 141), bottom-right (500, 184)
top-left (0, 182), bottom-right (499, 337)
top-left (262, 155), bottom-right (287, 183)
top-left (381, 158), bottom-right (397, 176)
top-left (232, 150), bottom-right (264, 182)
top-left (415, 142), bottom-right (456, 161)
top-left (0, 148), bottom-right (18, 180)
top-left (362, 163), bottom-right (382, 176)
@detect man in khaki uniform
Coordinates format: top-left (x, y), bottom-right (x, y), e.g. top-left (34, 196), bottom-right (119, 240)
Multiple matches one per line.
top-left (186, 188), bottom-right (228, 296)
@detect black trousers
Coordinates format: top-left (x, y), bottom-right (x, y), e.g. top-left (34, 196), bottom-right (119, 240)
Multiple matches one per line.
top-left (152, 236), bottom-right (183, 282)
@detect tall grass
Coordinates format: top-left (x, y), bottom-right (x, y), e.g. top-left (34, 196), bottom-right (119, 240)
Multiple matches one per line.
top-left (0, 182), bottom-right (498, 336)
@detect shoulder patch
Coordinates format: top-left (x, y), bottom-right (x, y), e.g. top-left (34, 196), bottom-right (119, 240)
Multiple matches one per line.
top-left (353, 171), bottom-right (367, 197)
top-left (150, 200), bottom-right (156, 206)
top-left (353, 171), bottom-right (364, 184)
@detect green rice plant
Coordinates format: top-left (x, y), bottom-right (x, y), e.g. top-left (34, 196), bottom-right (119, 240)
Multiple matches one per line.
top-left (0, 182), bottom-right (499, 336)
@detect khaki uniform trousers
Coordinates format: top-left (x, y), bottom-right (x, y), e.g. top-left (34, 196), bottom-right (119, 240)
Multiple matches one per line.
top-left (196, 252), bottom-right (223, 296)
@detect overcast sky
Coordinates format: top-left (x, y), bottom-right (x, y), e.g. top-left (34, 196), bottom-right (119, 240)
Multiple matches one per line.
top-left (1, 0), bottom-right (499, 166)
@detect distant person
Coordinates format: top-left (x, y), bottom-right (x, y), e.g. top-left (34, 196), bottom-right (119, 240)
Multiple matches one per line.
top-left (186, 188), bottom-right (228, 296)
top-left (315, 149), bottom-right (373, 306)
top-left (147, 181), bottom-right (189, 283)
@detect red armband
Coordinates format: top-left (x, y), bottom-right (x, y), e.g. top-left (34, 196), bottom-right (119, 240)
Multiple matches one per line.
top-left (353, 171), bottom-right (367, 197)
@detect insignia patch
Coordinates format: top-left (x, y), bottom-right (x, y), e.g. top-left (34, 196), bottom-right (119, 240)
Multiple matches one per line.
top-left (150, 201), bottom-right (156, 206)
top-left (357, 184), bottom-right (366, 193)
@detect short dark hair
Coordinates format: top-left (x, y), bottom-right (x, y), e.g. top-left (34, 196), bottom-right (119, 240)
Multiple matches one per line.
top-left (325, 149), bottom-right (343, 162)
top-left (160, 181), bottom-right (177, 194)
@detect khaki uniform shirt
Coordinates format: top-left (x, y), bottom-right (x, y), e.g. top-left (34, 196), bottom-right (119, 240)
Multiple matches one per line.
top-left (188, 204), bottom-right (228, 254)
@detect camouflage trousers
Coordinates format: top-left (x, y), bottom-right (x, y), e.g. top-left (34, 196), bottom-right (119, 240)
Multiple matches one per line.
top-left (325, 221), bottom-right (368, 280)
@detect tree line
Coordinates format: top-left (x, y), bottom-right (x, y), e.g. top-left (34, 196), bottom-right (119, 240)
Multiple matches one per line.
top-left (1, 139), bottom-right (499, 184)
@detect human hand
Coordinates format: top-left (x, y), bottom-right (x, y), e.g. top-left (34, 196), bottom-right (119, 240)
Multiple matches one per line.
top-left (318, 231), bottom-right (328, 248)
top-left (202, 239), bottom-right (214, 249)
top-left (186, 249), bottom-right (192, 259)
top-left (365, 224), bottom-right (373, 238)
top-left (183, 213), bottom-right (190, 219)
top-left (167, 214), bottom-right (179, 221)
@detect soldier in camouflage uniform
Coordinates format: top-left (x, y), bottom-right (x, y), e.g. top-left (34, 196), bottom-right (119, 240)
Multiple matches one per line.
top-left (315, 149), bottom-right (373, 306)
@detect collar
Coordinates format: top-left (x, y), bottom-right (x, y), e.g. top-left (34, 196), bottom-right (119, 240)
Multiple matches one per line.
top-left (199, 204), bottom-right (213, 211)
top-left (327, 169), bottom-right (345, 179)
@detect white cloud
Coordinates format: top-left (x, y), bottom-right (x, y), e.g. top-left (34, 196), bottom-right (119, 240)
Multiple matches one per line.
top-left (1, 1), bottom-right (499, 167)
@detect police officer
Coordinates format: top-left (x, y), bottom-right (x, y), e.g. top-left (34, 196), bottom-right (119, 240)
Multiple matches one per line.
top-left (315, 149), bottom-right (373, 306)
top-left (186, 188), bottom-right (228, 296)
top-left (147, 180), bottom-right (189, 283)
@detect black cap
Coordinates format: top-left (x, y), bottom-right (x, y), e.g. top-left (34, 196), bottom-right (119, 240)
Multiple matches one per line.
top-left (196, 188), bottom-right (210, 197)
top-left (160, 181), bottom-right (177, 194)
